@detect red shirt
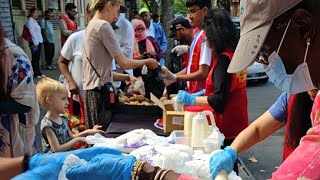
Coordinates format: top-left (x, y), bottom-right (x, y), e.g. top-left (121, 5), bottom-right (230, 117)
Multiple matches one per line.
top-left (186, 30), bottom-right (213, 93)
top-left (204, 50), bottom-right (249, 139)
top-left (59, 15), bottom-right (77, 46)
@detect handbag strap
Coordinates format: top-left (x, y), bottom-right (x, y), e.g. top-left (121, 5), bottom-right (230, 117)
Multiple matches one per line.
top-left (83, 35), bottom-right (103, 84)
top-left (86, 56), bottom-right (102, 79)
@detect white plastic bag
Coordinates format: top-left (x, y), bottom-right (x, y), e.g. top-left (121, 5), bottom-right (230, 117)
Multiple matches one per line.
top-left (86, 133), bottom-right (115, 148)
top-left (130, 144), bottom-right (193, 174)
top-left (113, 129), bottom-right (170, 149)
top-left (58, 154), bottom-right (87, 180)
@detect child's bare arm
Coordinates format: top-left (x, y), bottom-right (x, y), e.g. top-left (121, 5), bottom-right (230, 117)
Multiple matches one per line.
top-left (44, 127), bottom-right (86, 152)
top-left (73, 125), bottom-right (105, 137)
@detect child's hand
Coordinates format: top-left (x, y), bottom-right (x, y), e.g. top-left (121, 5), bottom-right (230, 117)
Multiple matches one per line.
top-left (86, 125), bottom-right (105, 135)
top-left (75, 136), bottom-right (87, 142)
top-left (93, 125), bottom-right (102, 130)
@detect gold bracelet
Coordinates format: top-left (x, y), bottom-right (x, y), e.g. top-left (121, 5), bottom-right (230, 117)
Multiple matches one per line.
top-left (154, 169), bottom-right (165, 180)
top-left (159, 169), bottom-right (172, 180)
top-left (131, 160), bottom-right (144, 180)
top-left (135, 161), bottom-right (146, 180)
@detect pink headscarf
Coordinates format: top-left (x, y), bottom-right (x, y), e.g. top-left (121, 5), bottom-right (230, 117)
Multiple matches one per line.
top-left (132, 19), bottom-right (155, 59)
top-left (133, 19), bottom-right (147, 42)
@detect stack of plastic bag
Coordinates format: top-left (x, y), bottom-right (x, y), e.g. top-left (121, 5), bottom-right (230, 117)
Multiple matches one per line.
top-left (130, 144), bottom-right (194, 174)
top-left (113, 129), bottom-right (170, 148)
top-left (86, 129), bottom-right (171, 151)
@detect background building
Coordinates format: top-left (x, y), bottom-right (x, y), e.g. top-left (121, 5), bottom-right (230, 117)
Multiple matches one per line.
top-left (7, 0), bottom-right (89, 65)
top-left (0, 0), bottom-right (15, 41)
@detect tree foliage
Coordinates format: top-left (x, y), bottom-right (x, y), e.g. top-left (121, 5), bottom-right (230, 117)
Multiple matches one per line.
top-left (138, 0), bottom-right (160, 14)
top-left (138, 0), bottom-right (188, 16)
top-left (174, 0), bottom-right (187, 16)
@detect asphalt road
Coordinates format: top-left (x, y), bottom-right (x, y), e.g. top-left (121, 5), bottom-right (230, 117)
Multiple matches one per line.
top-left (240, 80), bottom-right (283, 179)
top-left (35, 69), bottom-right (283, 179)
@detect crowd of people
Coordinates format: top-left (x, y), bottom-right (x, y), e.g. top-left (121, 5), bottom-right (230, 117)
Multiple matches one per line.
top-left (0, 0), bottom-right (320, 179)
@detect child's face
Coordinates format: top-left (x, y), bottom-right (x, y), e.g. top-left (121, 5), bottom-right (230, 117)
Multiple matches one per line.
top-left (50, 93), bottom-right (69, 114)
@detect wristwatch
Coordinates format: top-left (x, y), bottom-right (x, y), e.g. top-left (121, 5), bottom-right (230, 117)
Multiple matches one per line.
top-left (22, 154), bottom-right (31, 172)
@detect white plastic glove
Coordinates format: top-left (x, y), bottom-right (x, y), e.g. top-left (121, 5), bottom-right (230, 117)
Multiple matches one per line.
top-left (141, 65), bottom-right (148, 75)
top-left (163, 79), bottom-right (176, 87)
top-left (161, 66), bottom-right (177, 81)
top-left (171, 45), bottom-right (189, 56)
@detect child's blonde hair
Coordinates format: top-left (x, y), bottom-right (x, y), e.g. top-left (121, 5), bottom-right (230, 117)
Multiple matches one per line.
top-left (36, 77), bottom-right (68, 110)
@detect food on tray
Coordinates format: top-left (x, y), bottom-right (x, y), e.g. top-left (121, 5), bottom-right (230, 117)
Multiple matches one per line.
top-left (118, 89), bottom-right (155, 106)
top-left (119, 96), bottom-right (129, 104)
top-left (129, 94), bottom-right (145, 102)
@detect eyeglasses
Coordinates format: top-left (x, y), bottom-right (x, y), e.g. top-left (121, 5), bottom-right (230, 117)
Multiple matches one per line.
top-left (71, 10), bottom-right (78, 14)
top-left (135, 27), bottom-right (145, 32)
top-left (187, 8), bottom-right (201, 16)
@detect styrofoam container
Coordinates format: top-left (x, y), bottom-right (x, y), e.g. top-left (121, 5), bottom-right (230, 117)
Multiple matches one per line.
top-left (171, 130), bottom-right (191, 146)
top-left (171, 130), bottom-right (221, 153)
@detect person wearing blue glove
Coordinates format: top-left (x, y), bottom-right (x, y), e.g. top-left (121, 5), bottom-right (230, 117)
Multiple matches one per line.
top-left (176, 89), bottom-right (206, 105)
top-left (192, 89), bottom-right (206, 96)
top-left (177, 8), bottom-right (250, 176)
top-left (4, 147), bottom-right (202, 180)
top-left (9, 147), bottom-right (121, 180)
top-left (176, 90), bottom-right (196, 105)
top-left (12, 163), bottom-right (60, 180)
top-left (66, 153), bottom-right (198, 180)
top-left (209, 146), bottom-right (238, 178)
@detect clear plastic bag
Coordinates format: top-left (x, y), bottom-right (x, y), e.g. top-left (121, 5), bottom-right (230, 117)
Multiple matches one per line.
top-left (58, 154), bottom-right (88, 180)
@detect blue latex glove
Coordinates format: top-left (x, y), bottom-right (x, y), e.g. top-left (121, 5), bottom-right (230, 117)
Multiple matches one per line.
top-left (177, 90), bottom-right (196, 105)
top-left (14, 147), bottom-right (121, 180)
top-left (209, 146), bottom-right (237, 178)
top-left (66, 154), bottom-right (136, 180)
top-left (191, 89), bottom-right (206, 96)
top-left (12, 164), bottom-right (60, 180)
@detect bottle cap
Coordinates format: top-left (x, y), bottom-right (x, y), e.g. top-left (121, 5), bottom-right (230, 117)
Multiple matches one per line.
top-left (185, 106), bottom-right (204, 112)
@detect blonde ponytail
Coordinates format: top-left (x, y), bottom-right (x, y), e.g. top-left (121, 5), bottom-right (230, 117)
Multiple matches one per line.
top-left (89, 0), bottom-right (98, 11)
top-left (88, 0), bottom-right (119, 12)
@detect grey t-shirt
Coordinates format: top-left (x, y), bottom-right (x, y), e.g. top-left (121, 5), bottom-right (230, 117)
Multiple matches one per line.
top-left (41, 116), bottom-right (72, 152)
top-left (83, 19), bottom-right (123, 90)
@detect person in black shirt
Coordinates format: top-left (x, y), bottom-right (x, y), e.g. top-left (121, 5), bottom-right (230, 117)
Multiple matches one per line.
top-left (176, 9), bottom-right (249, 174)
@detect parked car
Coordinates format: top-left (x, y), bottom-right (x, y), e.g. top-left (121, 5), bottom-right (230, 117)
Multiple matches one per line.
top-left (247, 62), bottom-right (269, 83)
top-left (231, 16), bottom-right (240, 36)
top-left (231, 17), bottom-right (268, 83)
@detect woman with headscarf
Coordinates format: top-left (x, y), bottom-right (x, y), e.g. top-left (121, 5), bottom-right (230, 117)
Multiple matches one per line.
top-left (132, 19), bottom-right (163, 77)
top-left (131, 19), bottom-right (165, 98)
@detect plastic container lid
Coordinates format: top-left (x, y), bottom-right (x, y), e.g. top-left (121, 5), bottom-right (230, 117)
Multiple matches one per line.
top-left (185, 106), bottom-right (204, 112)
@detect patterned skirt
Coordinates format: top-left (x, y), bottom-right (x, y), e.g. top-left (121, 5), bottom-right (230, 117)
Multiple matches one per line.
top-left (84, 89), bottom-right (112, 131)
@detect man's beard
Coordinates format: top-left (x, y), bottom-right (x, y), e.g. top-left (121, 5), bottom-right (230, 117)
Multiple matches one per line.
top-left (179, 36), bottom-right (188, 45)
top-left (67, 13), bottom-right (75, 20)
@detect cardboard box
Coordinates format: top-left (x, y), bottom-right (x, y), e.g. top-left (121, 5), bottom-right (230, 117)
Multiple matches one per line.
top-left (151, 93), bottom-right (184, 133)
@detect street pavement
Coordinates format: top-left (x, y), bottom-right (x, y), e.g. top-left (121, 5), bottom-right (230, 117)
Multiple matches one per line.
top-left (240, 81), bottom-right (283, 180)
top-left (35, 68), bottom-right (283, 180)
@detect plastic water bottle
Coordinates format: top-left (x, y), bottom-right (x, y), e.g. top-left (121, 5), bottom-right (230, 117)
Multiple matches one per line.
top-left (191, 112), bottom-right (206, 149)
top-left (214, 170), bottom-right (228, 180)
